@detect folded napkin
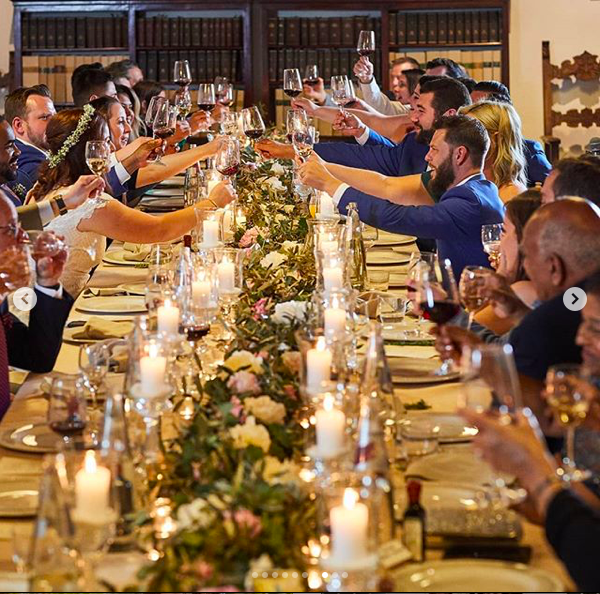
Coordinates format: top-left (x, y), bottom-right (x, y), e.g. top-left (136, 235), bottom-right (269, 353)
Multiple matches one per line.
top-left (85, 287), bottom-right (127, 297)
top-left (72, 317), bottom-right (134, 340)
top-left (122, 243), bottom-right (152, 262)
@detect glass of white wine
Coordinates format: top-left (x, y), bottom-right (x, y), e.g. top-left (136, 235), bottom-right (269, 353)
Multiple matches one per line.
top-left (481, 223), bottom-right (503, 269)
top-left (85, 140), bottom-right (111, 198)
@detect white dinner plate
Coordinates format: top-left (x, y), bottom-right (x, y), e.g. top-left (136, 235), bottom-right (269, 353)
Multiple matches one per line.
top-left (157, 177), bottom-right (184, 188)
top-left (0, 488), bottom-right (39, 517)
top-left (144, 187), bottom-right (184, 197)
top-left (406, 412), bottom-right (478, 442)
top-left (75, 296), bottom-right (147, 315)
top-left (388, 357), bottom-right (461, 384)
top-left (0, 423), bottom-right (60, 454)
top-left (103, 249), bottom-right (151, 266)
top-left (393, 559), bottom-right (563, 592)
top-left (141, 198), bottom-right (184, 210)
top-left (118, 282), bottom-right (147, 296)
top-left (63, 321), bottom-right (135, 344)
top-left (374, 232), bottom-right (416, 246)
top-left (406, 448), bottom-right (513, 486)
top-left (366, 251), bottom-right (412, 266)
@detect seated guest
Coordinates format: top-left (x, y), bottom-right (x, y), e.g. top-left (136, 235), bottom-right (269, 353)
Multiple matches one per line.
top-left (0, 117), bottom-right (23, 206)
top-left (115, 83), bottom-right (141, 139)
top-left (0, 192), bottom-right (74, 419)
top-left (4, 84), bottom-right (56, 195)
top-left (300, 114), bottom-right (504, 278)
top-left (541, 156), bottom-right (600, 205)
top-left (471, 80), bottom-right (512, 104)
top-left (457, 76), bottom-right (477, 94)
top-left (105, 59), bottom-right (144, 89)
top-left (28, 107), bottom-right (236, 296)
top-left (72, 63), bottom-right (118, 106)
top-left (133, 80), bottom-right (166, 130)
top-left (425, 57), bottom-right (466, 78)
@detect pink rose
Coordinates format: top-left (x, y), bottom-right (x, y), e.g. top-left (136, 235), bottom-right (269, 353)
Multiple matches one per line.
top-left (232, 508), bottom-right (262, 538)
top-left (283, 384), bottom-right (298, 400)
top-left (193, 560), bottom-right (214, 581)
top-left (251, 297), bottom-right (270, 321)
top-left (258, 350), bottom-right (269, 361)
top-left (227, 371), bottom-right (261, 395)
top-left (229, 396), bottom-right (244, 419)
top-left (239, 227), bottom-right (259, 248)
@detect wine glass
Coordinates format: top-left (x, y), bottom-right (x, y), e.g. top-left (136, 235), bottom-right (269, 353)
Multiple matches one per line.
top-left (283, 68), bottom-right (303, 100)
top-left (545, 364), bottom-right (592, 482)
top-left (174, 59), bottom-right (192, 87)
top-left (287, 108), bottom-right (309, 142)
top-left (78, 342), bottom-right (110, 428)
top-left (85, 140), bottom-right (110, 198)
top-left (330, 75), bottom-right (353, 115)
top-left (174, 87), bottom-right (192, 120)
top-left (357, 30), bottom-right (376, 57)
top-left (459, 265), bottom-right (492, 330)
top-left (47, 377), bottom-right (87, 450)
top-left (152, 100), bottom-right (177, 165)
top-left (417, 258), bottom-right (460, 375)
top-left (215, 137), bottom-right (240, 189)
top-left (361, 224), bottom-right (379, 249)
top-left (144, 95), bottom-right (167, 135)
top-left (215, 80), bottom-right (235, 107)
top-left (304, 64), bottom-right (319, 87)
top-left (197, 83), bottom-right (216, 115)
top-left (221, 111), bottom-right (240, 136)
top-left (241, 106), bottom-right (266, 149)
top-left (406, 252), bottom-right (437, 338)
top-left (184, 165), bottom-right (204, 207)
top-left (292, 124), bottom-right (315, 163)
top-left (482, 223), bottom-right (503, 269)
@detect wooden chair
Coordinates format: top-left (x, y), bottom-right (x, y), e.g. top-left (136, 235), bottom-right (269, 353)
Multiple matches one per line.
top-left (542, 40), bottom-right (600, 164)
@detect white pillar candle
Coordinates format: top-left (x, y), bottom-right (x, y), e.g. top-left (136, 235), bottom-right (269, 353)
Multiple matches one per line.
top-left (218, 258), bottom-right (236, 293)
top-left (315, 394), bottom-right (346, 458)
top-left (203, 219), bottom-right (220, 247)
top-left (321, 240), bottom-right (339, 254)
top-left (323, 266), bottom-right (344, 291)
top-left (236, 208), bottom-right (247, 227)
top-left (75, 451), bottom-right (111, 520)
top-left (306, 337), bottom-right (332, 393)
top-left (140, 344), bottom-right (167, 397)
top-left (157, 300), bottom-right (180, 336)
top-left (192, 280), bottom-right (212, 308)
top-left (319, 192), bottom-right (335, 217)
top-left (324, 306), bottom-right (346, 336)
top-left (330, 488), bottom-right (369, 562)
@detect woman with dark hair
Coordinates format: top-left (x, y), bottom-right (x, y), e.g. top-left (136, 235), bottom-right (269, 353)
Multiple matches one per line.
top-left (28, 107), bottom-right (234, 295)
top-left (115, 83), bottom-right (142, 139)
top-left (133, 79), bottom-right (166, 126)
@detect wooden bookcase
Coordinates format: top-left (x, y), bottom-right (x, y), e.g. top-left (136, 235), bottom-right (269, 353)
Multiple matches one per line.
top-left (11, 0), bottom-right (510, 119)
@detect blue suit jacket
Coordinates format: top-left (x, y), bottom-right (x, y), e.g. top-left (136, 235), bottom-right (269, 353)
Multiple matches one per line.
top-left (523, 139), bottom-right (552, 187)
top-left (338, 173), bottom-right (505, 278)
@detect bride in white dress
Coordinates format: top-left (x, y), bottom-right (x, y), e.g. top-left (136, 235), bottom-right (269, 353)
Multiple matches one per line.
top-left (29, 106), bottom-right (236, 296)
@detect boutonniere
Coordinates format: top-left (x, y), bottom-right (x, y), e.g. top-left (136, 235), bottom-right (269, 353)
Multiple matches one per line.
top-left (12, 183), bottom-right (27, 198)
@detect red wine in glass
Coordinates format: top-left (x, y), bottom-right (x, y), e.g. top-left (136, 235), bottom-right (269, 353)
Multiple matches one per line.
top-left (419, 300), bottom-right (460, 325)
top-left (284, 88), bottom-right (302, 98)
top-left (154, 127), bottom-right (175, 140)
top-left (198, 103), bottom-right (216, 112)
top-left (357, 48), bottom-right (374, 57)
top-left (217, 164), bottom-right (240, 177)
top-left (303, 78), bottom-right (320, 87)
top-left (177, 77), bottom-right (192, 88)
top-left (183, 325), bottom-right (211, 342)
top-left (50, 417), bottom-right (86, 438)
top-left (245, 129), bottom-right (264, 140)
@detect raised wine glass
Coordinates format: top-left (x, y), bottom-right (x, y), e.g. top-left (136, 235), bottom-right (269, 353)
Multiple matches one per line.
top-left (459, 265), bottom-right (492, 330)
top-left (152, 100), bottom-right (177, 165)
top-left (85, 140), bottom-right (111, 197)
top-left (174, 87), bottom-right (193, 120)
top-left (48, 377), bottom-right (87, 450)
top-left (304, 64), bottom-right (319, 87)
top-left (545, 364), bottom-right (593, 482)
top-left (330, 75), bottom-right (353, 115)
top-left (406, 252), bottom-right (437, 338)
top-left (357, 30), bottom-right (376, 57)
top-left (215, 79), bottom-right (235, 107)
top-left (283, 68), bottom-right (303, 100)
top-left (482, 223), bottom-right (503, 269)
top-left (241, 106), bottom-right (266, 149)
top-left (286, 109), bottom-right (309, 142)
top-left (292, 123), bottom-right (315, 163)
top-left (197, 83), bottom-right (216, 116)
top-left (173, 59), bottom-right (192, 87)
top-left (144, 95), bottom-right (166, 136)
top-left (215, 137), bottom-right (240, 188)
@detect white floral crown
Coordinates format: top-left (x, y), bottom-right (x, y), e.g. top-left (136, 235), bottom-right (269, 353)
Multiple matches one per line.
top-left (47, 104), bottom-right (96, 169)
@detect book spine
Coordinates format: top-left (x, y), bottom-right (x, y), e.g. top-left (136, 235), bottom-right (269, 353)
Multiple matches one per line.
top-left (389, 13), bottom-right (397, 46)
top-left (308, 19), bottom-right (318, 46)
top-left (300, 18), bottom-right (309, 46)
top-left (427, 12), bottom-right (437, 45)
top-left (464, 12), bottom-right (472, 44)
top-left (190, 50), bottom-right (198, 82)
top-left (287, 17), bottom-right (299, 46)
top-left (171, 17), bottom-right (180, 47)
top-left (95, 18), bottom-right (103, 48)
top-left (417, 13), bottom-right (427, 45)
top-left (454, 12), bottom-right (465, 44)
top-left (397, 13), bottom-right (406, 46)
top-left (233, 16), bottom-right (242, 46)
top-left (183, 18), bottom-right (191, 47)
top-left (46, 18), bottom-right (56, 49)
top-left (471, 11), bottom-right (480, 44)
top-left (489, 10), bottom-right (499, 43)
top-left (138, 50), bottom-right (147, 78)
top-left (406, 13), bottom-right (417, 44)
top-left (56, 17), bottom-right (65, 48)
top-left (104, 17), bottom-right (115, 48)
top-left (147, 50), bottom-right (158, 81)
top-left (145, 17), bottom-right (154, 49)
top-left (330, 17), bottom-right (341, 46)
top-left (480, 11), bottom-right (489, 43)
top-left (318, 18), bottom-right (329, 48)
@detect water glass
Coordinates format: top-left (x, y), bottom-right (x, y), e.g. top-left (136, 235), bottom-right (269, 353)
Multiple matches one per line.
top-left (366, 269), bottom-right (390, 291)
top-left (399, 417), bottom-right (440, 459)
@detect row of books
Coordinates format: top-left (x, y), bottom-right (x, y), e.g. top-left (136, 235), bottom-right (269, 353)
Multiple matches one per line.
top-left (391, 49), bottom-right (503, 82)
top-left (389, 9), bottom-right (503, 46)
top-left (137, 50), bottom-right (242, 85)
top-left (267, 16), bottom-right (381, 48)
top-left (136, 16), bottom-right (243, 49)
top-left (22, 16), bottom-right (128, 50)
top-left (268, 48), bottom-right (382, 85)
top-left (22, 54), bottom-right (129, 105)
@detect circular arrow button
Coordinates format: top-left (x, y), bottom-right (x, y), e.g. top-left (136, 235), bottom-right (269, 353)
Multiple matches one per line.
top-left (563, 287), bottom-right (587, 312)
top-left (12, 287), bottom-right (37, 312)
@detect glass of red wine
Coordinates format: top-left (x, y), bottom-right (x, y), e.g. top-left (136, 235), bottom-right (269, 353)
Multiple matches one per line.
top-left (197, 83), bottom-right (217, 131)
top-left (48, 376), bottom-right (87, 450)
top-left (215, 77), bottom-right (235, 108)
top-left (304, 64), bottom-right (319, 87)
top-left (283, 68), bottom-right (303, 101)
top-left (174, 60), bottom-right (192, 88)
top-left (216, 137), bottom-right (240, 189)
top-left (357, 30), bottom-right (376, 56)
top-left (152, 100), bottom-right (177, 165)
top-left (241, 106), bottom-right (266, 152)
top-left (417, 257), bottom-right (461, 375)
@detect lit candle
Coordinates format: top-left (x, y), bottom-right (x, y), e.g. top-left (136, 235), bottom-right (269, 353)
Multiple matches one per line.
top-left (75, 451), bottom-right (111, 520)
top-left (321, 240), bottom-right (339, 254)
top-left (306, 337), bottom-right (332, 393)
top-left (323, 266), bottom-right (344, 291)
top-left (192, 280), bottom-right (212, 308)
top-left (140, 342), bottom-right (167, 397)
top-left (218, 257), bottom-right (236, 293)
top-left (236, 207), bottom-right (247, 227)
top-left (330, 488), bottom-right (369, 562)
top-left (324, 305), bottom-right (346, 336)
top-left (203, 219), bottom-right (220, 247)
top-left (157, 299), bottom-right (180, 336)
top-left (318, 192), bottom-right (335, 218)
top-left (315, 393), bottom-right (346, 458)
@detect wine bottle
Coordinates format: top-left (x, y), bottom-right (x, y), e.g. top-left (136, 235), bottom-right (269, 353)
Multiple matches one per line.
top-left (402, 480), bottom-right (426, 562)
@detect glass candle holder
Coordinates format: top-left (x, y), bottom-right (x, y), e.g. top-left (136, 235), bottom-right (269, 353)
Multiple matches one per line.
top-left (315, 190), bottom-right (339, 221)
top-left (194, 209), bottom-right (225, 249)
top-left (306, 218), bottom-right (343, 256)
top-left (319, 251), bottom-right (347, 293)
top-left (214, 247), bottom-right (245, 336)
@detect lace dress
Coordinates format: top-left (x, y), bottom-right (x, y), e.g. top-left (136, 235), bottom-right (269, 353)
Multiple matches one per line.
top-left (45, 191), bottom-right (112, 296)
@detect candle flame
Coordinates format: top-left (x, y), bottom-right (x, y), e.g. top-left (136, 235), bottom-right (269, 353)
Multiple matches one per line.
top-left (343, 487), bottom-right (358, 510)
top-left (84, 450), bottom-right (97, 473)
top-left (164, 298), bottom-right (172, 308)
top-left (148, 342), bottom-right (160, 358)
top-left (316, 336), bottom-right (327, 351)
top-left (323, 393), bottom-right (334, 412)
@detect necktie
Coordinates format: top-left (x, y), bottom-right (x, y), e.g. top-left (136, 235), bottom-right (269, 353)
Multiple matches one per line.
top-left (0, 317), bottom-right (11, 420)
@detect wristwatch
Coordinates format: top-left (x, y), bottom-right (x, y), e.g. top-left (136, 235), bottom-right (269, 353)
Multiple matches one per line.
top-left (53, 195), bottom-right (68, 216)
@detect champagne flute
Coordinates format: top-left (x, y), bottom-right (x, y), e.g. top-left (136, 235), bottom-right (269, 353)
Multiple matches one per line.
top-left (482, 223), bottom-right (503, 269)
top-left (283, 68), bottom-right (303, 100)
top-left (215, 137), bottom-right (240, 188)
top-left (459, 265), bottom-right (492, 330)
top-left (85, 140), bottom-right (110, 198)
top-left (357, 30), bottom-right (376, 57)
top-left (173, 59), bottom-right (192, 87)
top-left (47, 377), bottom-right (87, 450)
top-left (545, 364), bottom-right (592, 482)
top-left (241, 106), bottom-right (266, 150)
top-left (304, 64), bottom-right (319, 87)
top-left (152, 100), bottom-right (177, 165)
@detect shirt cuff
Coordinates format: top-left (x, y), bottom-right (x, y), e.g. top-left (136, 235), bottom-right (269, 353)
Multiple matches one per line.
top-left (332, 183), bottom-right (350, 206)
top-left (38, 200), bottom-right (56, 226)
top-left (113, 160), bottom-right (131, 184)
top-left (356, 127), bottom-right (371, 146)
top-left (34, 283), bottom-right (63, 299)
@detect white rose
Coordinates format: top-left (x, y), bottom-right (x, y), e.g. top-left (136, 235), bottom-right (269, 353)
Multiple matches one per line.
top-left (230, 416), bottom-right (272, 452)
top-left (224, 350), bottom-right (264, 375)
top-left (282, 240), bottom-right (300, 251)
top-left (265, 176), bottom-right (285, 192)
top-left (177, 498), bottom-right (215, 530)
top-left (260, 456), bottom-right (301, 485)
top-left (270, 162), bottom-right (285, 176)
top-left (260, 251), bottom-right (287, 269)
top-left (245, 395), bottom-right (286, 425)
top-left (271, 300), bottom-right (307, 325)
top-left (283, 204), bottom-right (295, 214)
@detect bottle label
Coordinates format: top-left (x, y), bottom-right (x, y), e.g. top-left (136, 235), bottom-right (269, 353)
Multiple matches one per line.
top-left (403, 517), bottom-right (424, 562)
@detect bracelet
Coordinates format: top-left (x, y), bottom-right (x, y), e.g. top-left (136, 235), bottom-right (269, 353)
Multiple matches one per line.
top-left (208, 199), bottom-right (219, 209)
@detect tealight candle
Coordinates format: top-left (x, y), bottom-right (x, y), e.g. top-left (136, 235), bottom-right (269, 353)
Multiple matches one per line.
top-left (318, 192), bottom-right (335, 218)
top-left (306, 337), bottom-right (332, 393)
top-left (218, 257), bottom-right (236, 293)
top-left (75, 451), bottom-right (111, 520)
top-left (203, 219), bottom-right (220, 247)
top-left (330, 488), bottom-right (369, 562)
top-left (157, 299), bottom-right (179, 336)
top-left (315, 394), bottom-right (346, 458)
top-left (324, 306), bottom-right (346, 336)
top-left (192, 280), bottom-right (212, 308)
top-left (140, 343), bottom-right (167, 397)
top-left (323, 266), bottom-right (344, 291)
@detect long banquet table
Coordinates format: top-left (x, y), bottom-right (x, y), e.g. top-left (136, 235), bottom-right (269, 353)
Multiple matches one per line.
top-left (0, 231), bottom-right (577, 591)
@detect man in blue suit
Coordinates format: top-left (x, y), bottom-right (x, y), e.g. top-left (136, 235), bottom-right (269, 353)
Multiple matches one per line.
top-left (300, 115), bottom-right (505, 279)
